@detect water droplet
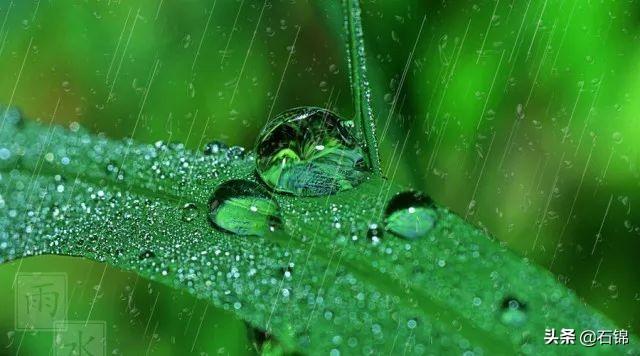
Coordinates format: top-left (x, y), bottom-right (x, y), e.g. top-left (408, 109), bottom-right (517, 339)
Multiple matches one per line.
top-left (1, 107), bottom-right (23, 128)
top-left (407, 318), bottom-right (418, 329)
top-left (383, 191), bottom-right (437, 240)
top-left (138, 250), bottom-right (156, 260)
top-left (612, 131), bottom-right (623, 144)
top-left (366, 223), bottom-right (382, 245)
top-left (255, 107), bottom-right (368, 196)
top-left (499, 297), bottom-right (527, 327)
top-left (105, 161), bottom-right (125, 181)
top-left (208, 180), bottom-right (282, 236)
top-left (228, 146), bottom-right (245, 159)
top-left (181, 203), bottom-right (198, 222)
top-left (203, 140), bottom-right (228, 155)
top-left (0, 148), bottom-right (11, 160)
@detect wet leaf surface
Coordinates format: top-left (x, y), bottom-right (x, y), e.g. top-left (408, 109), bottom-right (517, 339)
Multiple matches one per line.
top-left (0, 113), bottom-right (636, 354)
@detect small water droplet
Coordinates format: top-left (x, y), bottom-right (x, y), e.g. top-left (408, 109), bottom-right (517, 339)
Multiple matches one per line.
top-left (105, 161), bottom-right (125, 181)
top-left (138, 250), bottom-right (156, 260)
top-left (366, 223), bottom-right (382, 245)
top-left (208, 180), bottom-right (281, 236)
top-left (203, 140), bottom-right (228, 155)
top-left (228, 146), bottom-right (245, 159)
top-left (0, 148), bottom-right (11, 160)
top-left (499, 297), bottom-right (527, 327)
top-left (407, 318), bottom-right (418, 329)
top-left (612, 131), bottom-right (623, 144)
top-left (181, 203), bottom-right (198, 222)
top-left (383, 191), bottom-right (437, 240)
top-left (1, 107), bottom-right (23, 128)
top-left (255, 107), bottom-right (368, 196)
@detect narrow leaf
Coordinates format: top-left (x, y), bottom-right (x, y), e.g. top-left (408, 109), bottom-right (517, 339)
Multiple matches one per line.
top-left (343, 0), bottom-right (381, 173)
top-left (0, 110), bottom-right (635, 354)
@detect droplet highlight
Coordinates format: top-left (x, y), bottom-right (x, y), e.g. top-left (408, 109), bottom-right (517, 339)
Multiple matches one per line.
top-left (255, 107), bottom-right (367, 196)
top-left (383, 191), bottom-right (437, 240)
top-left (208, 180), bottom-right (282, 236)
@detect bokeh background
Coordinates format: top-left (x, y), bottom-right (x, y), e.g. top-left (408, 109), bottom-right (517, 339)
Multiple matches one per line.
top-left (0, 0), bottom-right (639, 354)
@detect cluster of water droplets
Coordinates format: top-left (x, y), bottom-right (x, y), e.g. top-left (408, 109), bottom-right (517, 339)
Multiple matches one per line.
top-left (208, 106), bottom-right (438, 242)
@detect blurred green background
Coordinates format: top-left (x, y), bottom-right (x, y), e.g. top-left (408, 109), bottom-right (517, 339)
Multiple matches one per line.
top-left (0, 0), bottom-right (639, 353)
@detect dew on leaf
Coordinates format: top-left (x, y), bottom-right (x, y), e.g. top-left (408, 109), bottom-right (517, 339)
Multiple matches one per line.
top-left (105, 160), bottom-right (125, 181)
top-left (407, 318), bottom-right (418, 329)
top-left (1, 107), bottom-right (22, 128)
top-left (204, 140), bottom-right (227, 155)
top-left (228, 146), bottom-right (246, 159)
top-left (0, 148), bottom-right (11, 160)
top-left (208, 180), bottom-right (281, 236)
top-left (366, 223), bottom-right (381, 244)
top-left (383, 191), bottom-right (437, 240)
top-left (181, 203), bottom-right (198, 222)
top-left (499, 297), bottom-right (527, 327)
top-left (255, 107), bottom-right (368, 196)
top-left (138, 250), bottom-right (156, 260)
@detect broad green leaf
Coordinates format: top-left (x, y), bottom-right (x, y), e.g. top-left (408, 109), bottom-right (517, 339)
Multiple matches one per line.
top-left (0, 108), bottom-right (637, 355)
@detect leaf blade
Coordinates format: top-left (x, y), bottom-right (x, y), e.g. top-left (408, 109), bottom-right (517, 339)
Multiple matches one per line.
top-left (0, 116), bottom-right (636, 354)
top-left (343, 0), bottom-right (381, 173)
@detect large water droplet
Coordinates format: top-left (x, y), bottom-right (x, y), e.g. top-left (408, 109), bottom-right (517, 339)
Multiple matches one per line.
top-left (208, 180), bottom-right (281, 236)
top-left (499, 297), bottom-right (527, 327)
top-left (255, 107), bottom-right (368, 196)
top-left (383, 191), bottom-right (437, 240)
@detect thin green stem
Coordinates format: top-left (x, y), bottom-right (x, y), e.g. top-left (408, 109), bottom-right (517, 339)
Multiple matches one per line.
top-left (343, 0), bottom-right (382, 173)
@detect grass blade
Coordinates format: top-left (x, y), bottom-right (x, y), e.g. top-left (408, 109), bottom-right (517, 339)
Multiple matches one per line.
top-left (342, 0), bottom-right (381, 173)
top-left (0, 111), bottom-right (636, 354)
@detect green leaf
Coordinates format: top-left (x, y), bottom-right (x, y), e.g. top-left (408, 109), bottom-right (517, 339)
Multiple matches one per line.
top-left (0, 109), bottom-right (636, 355)
top-left (342, 0), bottom-right (381, 174)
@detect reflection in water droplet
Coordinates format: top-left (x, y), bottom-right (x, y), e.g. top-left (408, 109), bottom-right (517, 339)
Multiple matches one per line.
top-left (500, 297), bottom-right (527, 327)
top-left (209, 180), bottom-right (281, 236)
top-left (255, 107), bottom-right (368, 196)
top-left (181, 203), bottom-right (198, 222)
top-left (383, 191), bottom-right (437, 240)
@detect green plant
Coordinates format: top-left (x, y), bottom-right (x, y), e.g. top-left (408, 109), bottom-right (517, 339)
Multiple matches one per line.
top-left (0, 1), bottom-right (636, 354)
